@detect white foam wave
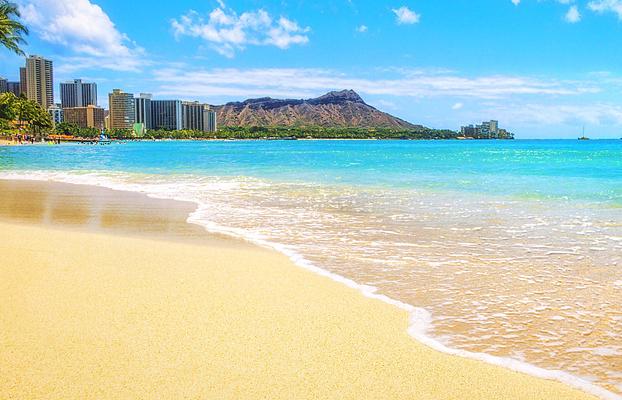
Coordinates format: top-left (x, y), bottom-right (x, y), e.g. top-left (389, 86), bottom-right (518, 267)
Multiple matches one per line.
top-left (0, 170), bottom-right (619, 400)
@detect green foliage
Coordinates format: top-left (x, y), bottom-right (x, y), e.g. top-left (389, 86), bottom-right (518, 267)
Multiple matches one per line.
top-left (0, 1), bottom-right (28, 56)
top-left (106, 126), bottom-right (463, 140)
top-left (0, 92), bottom-right (53, 136)
top-left (55, 121), bottom-right (100, 137)
top-left (0, 91), bottom-right (16, 121)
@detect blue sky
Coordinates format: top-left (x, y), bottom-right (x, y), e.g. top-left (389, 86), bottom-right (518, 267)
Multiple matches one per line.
top-left (2, 0), bottom-right (622, 138)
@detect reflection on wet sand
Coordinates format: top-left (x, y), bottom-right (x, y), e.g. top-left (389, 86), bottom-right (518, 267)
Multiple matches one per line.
top-left (0, 180), bottom-right (229, 246)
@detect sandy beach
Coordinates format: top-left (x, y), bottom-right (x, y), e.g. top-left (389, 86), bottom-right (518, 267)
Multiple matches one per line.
top-left (0, 180), bottom-right (598, 399)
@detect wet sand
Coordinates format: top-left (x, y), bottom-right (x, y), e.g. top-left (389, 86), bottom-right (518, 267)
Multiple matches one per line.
top-left (0, 179), bottom-right (598, 399)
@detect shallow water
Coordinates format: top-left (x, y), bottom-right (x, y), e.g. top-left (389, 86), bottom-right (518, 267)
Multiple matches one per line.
top-left (1, 139), bottom-right (621, 395)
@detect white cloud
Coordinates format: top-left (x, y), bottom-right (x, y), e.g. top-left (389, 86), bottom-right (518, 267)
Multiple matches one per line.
top-left (17, 0), bottom-right (143, 71)
top-left (356, 25), bottom-right (368, 33)
top-left (565, 5), bottom-right (582, 22)
top-left (171, 3), bottom-right (310, 58)
top-left (392, 6), bottom-right (420, 25)
top-left (588, 0), bottom-right (622, 19)
top-left (452, 102), bottom-right (464, 110)
top-left (151, 67), bottom-right (598, 100)
top-left (512, 0), bottom-right (521, 5)
top-left (485, 102), bottom-right (622, 127)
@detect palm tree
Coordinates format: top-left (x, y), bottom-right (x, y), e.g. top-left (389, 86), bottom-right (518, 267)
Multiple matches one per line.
top-left (0, 1), bottom-right (28, 55)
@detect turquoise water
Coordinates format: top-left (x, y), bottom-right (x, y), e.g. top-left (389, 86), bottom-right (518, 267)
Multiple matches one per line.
top-left (1, 140), bottom-right (621, 203)
top-left (1, 139), bottom-right (621, 397)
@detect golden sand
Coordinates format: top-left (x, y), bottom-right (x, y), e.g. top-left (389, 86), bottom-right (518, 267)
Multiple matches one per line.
top-left (0, 218), bottom-right (597, 400)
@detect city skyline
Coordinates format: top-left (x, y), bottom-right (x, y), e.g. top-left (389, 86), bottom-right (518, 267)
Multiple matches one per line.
top-left (2, 1), bottom-right (622, 137)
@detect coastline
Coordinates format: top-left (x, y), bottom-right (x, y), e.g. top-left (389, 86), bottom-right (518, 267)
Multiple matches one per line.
top-left (0, 179), bottom-right (605, 399)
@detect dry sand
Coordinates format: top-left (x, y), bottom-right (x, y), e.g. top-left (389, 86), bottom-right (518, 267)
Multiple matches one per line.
top-left (0, 181), bottom-right (597, 399)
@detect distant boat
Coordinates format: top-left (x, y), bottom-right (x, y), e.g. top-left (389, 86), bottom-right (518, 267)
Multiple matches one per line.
top-left (578, 126), bottom-right (589, 140)
top-left (98, 130), bottom-right (111, 145)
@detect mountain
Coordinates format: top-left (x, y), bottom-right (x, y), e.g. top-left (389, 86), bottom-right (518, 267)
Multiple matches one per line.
top-left (215, 90), bottom-right (418, 129)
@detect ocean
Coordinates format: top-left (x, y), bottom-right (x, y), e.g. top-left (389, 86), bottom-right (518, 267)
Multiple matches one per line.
top-left (1, 139), bottom-right (621, 398)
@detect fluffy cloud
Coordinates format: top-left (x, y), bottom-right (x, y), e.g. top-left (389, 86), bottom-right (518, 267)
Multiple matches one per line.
top-left (17, 0), bottom-right (143, 71)
top-left (171, 4), bottom-right (310, 58)
top-left (356, 25), bottom-right (368, 33)
top-left (565, 5), bottom-right (582, 22)
top-left (392, 6), bottom-right (421, 24)
top-left (588, 0), bottom-right (622, 19)
top-left (151, 67), bottom-right (598, 100)
top-left (484, 102), bottom-right (622, 126)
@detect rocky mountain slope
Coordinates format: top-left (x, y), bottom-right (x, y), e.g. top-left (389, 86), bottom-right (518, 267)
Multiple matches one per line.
top-left (215, 90), bottom-right (418, 129)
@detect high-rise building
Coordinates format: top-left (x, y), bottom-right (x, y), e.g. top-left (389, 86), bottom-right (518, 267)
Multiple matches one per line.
top-left (460, 120), bottom-right (512, 139)
top-left (1, 76), bottom-right (21, 96)
top-left (6, 82), bottom-right (21, 96)
top-left (134, 93), bottom-right (152, 130)
top-left (19, 67), bottom-right (27, 96)
top-left (181, 101), bottom-right (218, 132)
top-left (489, 120), bottom-right (499, 138)
top-left (60, 79), bottom-right (97, 108)
top-left (24, 55), bottom-right (54, 108)
top-left (181, 101), bottom-right (204, 131)
top-left (47, 104), bottom-right (63, 126)
top-left (63, 105), bottom-right (105, 129)
top-left (151, 100), bottom-right (182, 131)
top-left (205, 107), bottom-right (217, 132)
top-left (108, 89), bottom-right (135, 130)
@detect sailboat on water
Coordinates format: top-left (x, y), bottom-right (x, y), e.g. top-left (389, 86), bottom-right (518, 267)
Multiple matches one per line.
top-left (578, 126), bottom-right (589, 140)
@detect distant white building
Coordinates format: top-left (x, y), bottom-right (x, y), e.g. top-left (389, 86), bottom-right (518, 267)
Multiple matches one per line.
top-left (47, 103), bottom-right (63, 126)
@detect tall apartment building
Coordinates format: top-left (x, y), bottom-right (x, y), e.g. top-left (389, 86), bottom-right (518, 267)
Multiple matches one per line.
top-left (205, 107), bottom-right (217, 132)
top-left (151, 100), bottom-right (182, 131)
top-left (181, 101), bottom-right (217, 132)
top-left (60, 79), bottom-right (97, 108)
top-left (0, 78), bottom-right (21, 97)
top-left (134, 93), bottom-right (153, 130)
top-left (19, 67), bottom-right (27, 96)
top-left (460, 120), bottom-right (511, 139)
top-left (24, 55), bottom-right (54, 108)
top-left (63, 105), bottom-right (105, 129)
top-left (6, 82), bottom-right (21, 96)
top-left (108, 89), bottom-right (135, 130)
top-left (489, 120), bottom-right (499, 137)
top-left (47, 104), bottom-right (63, 126)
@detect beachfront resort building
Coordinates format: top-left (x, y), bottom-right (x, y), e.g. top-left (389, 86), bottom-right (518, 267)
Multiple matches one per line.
top-left (181, 101), bottom-right (218, 132)
top-left (60, 79), bottom-right (98, 108)
top-left (135, 93), bottom-right (153, 130)
top-left (47, 104), bottom-right (63, 126)
top-left (108, 89), bottom-right (136, 130)
top-left (460, 120), bottom-right (513, 139)
top-left (23, 55), bottom-right (54, 109)
top-left (151, 100), bottom-right (182, 131)
top-left (63, 105), bottom-right (105, 130)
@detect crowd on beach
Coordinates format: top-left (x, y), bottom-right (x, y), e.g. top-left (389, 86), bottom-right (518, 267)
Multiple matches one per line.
top-left (1, 134), bottom-right (37, 145)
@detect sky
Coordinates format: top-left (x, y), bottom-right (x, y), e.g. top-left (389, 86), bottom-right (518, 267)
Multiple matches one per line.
top-left (2, 0), bottom-right (622, 138)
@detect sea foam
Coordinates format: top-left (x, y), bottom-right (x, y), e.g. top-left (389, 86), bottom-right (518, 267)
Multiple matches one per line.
top-left (0, 170), bottom-right (620, 400)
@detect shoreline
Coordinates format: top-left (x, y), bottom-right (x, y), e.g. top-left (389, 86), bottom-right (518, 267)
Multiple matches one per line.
top-left (0, 177), bottom-right (613, 399)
